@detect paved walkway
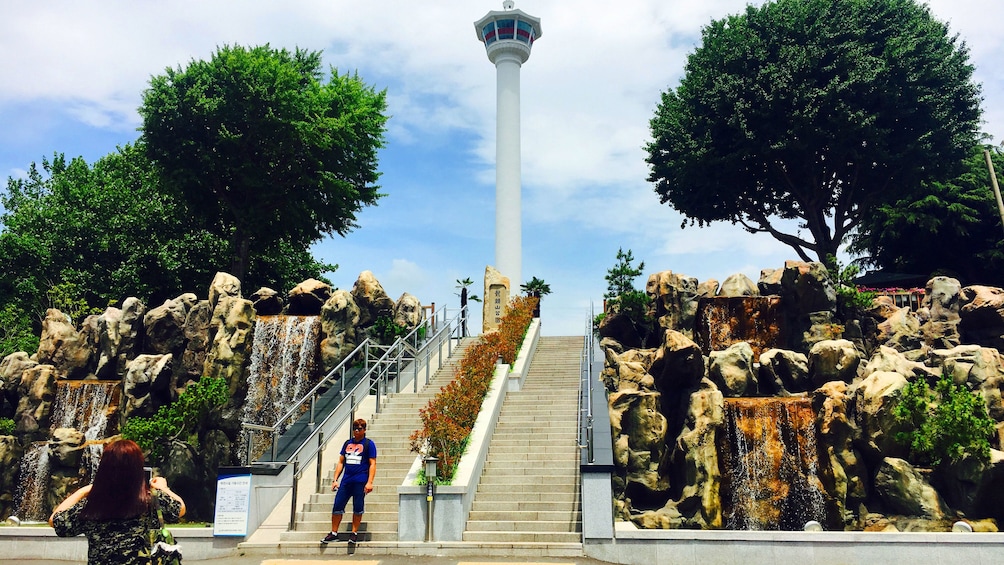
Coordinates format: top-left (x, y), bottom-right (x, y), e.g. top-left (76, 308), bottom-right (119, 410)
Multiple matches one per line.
top-left (3, 556), bottom-right (610, 565)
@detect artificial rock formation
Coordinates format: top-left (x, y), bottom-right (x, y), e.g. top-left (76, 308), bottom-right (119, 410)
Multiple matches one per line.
top-left (0, 270), bottom-right (423, 522)
top-left (601, 260), bottom-right (1004, 531)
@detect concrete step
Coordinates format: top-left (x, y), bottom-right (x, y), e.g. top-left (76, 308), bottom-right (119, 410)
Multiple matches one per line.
top-left (466, 510), bottom-right (581, 523)
top-left (473, 481), bottom-right (578, 494)
top-left (468, 498), bottom-right (579, 511)
top-left (465, 519), bottom-right (580, 533)
top-left (462, 531), bottom-right (582, 543)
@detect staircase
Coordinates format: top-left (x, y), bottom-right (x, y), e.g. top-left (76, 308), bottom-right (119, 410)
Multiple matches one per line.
top-left (463, 336), bottom-right (584, 546)
top-left (279, 339), bottom-right (472, 543)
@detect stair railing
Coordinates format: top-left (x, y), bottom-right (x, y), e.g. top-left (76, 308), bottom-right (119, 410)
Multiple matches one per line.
top-left (236, 305), bottom-right (470, 531)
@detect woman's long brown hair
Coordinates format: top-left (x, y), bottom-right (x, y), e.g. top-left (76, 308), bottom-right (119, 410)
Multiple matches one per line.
top-left (79, 439), bottom-right (151, 521)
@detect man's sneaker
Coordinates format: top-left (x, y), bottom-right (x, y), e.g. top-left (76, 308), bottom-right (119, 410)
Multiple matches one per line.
top-left (320, 532), bottom-right (339, 544)
top-left (348, 532), bottom-right (358, 544)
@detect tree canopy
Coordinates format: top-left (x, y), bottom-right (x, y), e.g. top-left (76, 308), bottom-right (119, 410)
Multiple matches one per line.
top-left (139, 44), bottom-right (388, 281)
top-left (0, 146), bottom-right (217, 316)
top-left (0, 145), bottom-right (333, 338)
top-left (850, 145), bottom-right (1004, 286)
top-left (645, 0), bottom-right (981, 263)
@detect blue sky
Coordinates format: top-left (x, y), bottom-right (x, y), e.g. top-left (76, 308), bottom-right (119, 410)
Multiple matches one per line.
top-left (3, 1), bottom-right (1004, 336)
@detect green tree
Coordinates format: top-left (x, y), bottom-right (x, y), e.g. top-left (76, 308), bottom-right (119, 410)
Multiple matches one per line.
top-left (646, 0), bottom-right (981, 263)
top-left (140, 44), bottom-right (388, 281)
top-left (0, 147), bottom-right (217, 319)
top-left (850, 145), bottom-right (1004, 286)
top-left (0, 146), bottom-right (333, 330)
top-left (600, 248), bottom-right (651, 340)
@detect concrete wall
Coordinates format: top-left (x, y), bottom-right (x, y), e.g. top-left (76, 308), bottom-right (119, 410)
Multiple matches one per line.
top-left (585, 525), bottom-right (1004, 565)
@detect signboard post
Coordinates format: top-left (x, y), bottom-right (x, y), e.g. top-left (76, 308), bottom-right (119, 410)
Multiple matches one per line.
top-left (213, 468), bottom-right (252, 537)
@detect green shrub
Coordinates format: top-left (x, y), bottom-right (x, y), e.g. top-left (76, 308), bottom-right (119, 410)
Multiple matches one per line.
top-left (121, 376), bottom-right (229, 463)
top-left (0, 418), bottom-right (15, 436)
top-left (826, 255), bottom-right (875, 311)
top-left (409, 296), bottom-right (536, 482)
top-left (893, 371), bottom-right (994, 467)
top-left (372, 315), bottom-right (407, 344)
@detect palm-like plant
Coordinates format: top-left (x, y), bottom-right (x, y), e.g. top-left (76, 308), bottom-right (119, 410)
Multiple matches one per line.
top-left (520, 276), bottom-right (551, 317)
top-left (455, 277), bottom-right (482, 337)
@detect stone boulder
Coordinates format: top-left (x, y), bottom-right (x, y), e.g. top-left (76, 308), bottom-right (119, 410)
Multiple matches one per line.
top-left (287, 278), bottom-right (332, 316)
top-left (94, 297), bottom-right (146, 380)
top-left (919, 277), bottom-right (961, 349)
top-left (670, 384), bottom-right (725, 529)
top-left (610, 389), bottom-right (669, 504)
top-left (393, 293), bottom-right (423, 329)
top-left (813, 381), bottom-right (867, 522)
top-left (603, 348), bottom-right (657, 392)
top-left (319, 290), bottom-right (361, 374)
top-left (860, 346), bottom-right (936, 381)
top-left (853, 370), bottom-right (910, 460)
top-left (759, 349), bottom-right (810, 395)
top-left (37, 309), bottom-right (92, 380)
top-left (122, 354), bottom-right (174, 421)
top-left (874, 457), bottom-right (950, 519)
top-left (208, 272), bottom-right (241, 310)
top-left (648, 330), bottom-right (706, 393)
top-left (696, 279), bottom-right (719, 298)
top-left (0, 435), bottom-right (23, 519)
top-left (203, 296), bottom-right (256, 401)
top-left (15, 364), bottom-right (59, 440)
top-left (250, 287), bottom-right (283, 315)
top-left (960, 285), bottom-right (1004, 350)
top-left (877, 307), bottom-right (923, 352)
top-left (646, 270), bottom-right (699, 337)
top-left (808, 339), bottom-right (862, 387)
top-left (757, 268), bottom-right (783, 296)
top-left (780, 260), bottom-right (836, 312)
top-left (708, 342), bottom-right (756, 397)
top-left (144, 295), bottom-right (193, 356)
top-left (49, 427), bottom-right (86, 470)
top-left (179, 300), bottom-right (214, 387)
top-left (0, 352), bottom-right (37, 418)
top-left (718, 273), bottom-right (758, 297)
top-left (351, 271), bottom-right (394, 328)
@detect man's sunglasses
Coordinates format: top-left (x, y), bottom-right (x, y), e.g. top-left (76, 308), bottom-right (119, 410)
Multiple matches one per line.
top-left (353, 426), bottom-right (366, 431)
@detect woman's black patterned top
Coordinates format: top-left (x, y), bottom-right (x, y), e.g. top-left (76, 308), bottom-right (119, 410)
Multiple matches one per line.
top-left (52, 491), bottom-right (182, 565)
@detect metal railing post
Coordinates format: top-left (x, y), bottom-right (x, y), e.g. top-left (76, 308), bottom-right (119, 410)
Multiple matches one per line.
top-left (316, 432), bottom-right (325, 493)
top-left (289, 460), bottom-right (300, 531)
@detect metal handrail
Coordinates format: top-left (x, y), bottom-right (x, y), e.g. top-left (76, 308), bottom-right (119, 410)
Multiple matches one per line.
top-left (282, 305), bottom-right (469, 530)
top-left (283, 304), bottom-right (468, 463)
top-left (240, 304), bottom-right (469, 465)
top-left (579, 302), bottom-right (596, 463)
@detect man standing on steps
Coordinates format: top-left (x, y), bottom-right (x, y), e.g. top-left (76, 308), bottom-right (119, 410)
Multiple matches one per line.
top-left (321, 418), bottom-right (377, 544)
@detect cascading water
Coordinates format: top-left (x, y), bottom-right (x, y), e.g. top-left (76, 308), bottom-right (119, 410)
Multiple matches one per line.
top-left (695, 296), bottom-right (784, 358)
top-left (240, 315), bottom-right (321, 463)
top-left (13, 381), bottom-right (120, 521)
top-left (13, 442), bottom-right (51, 522)
top-left (718, 397), bottom-right (827, 530)
top-left (51, 381), bottom-right (119, 481)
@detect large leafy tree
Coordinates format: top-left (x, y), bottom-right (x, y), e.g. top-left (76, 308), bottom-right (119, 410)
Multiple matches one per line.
top-left (140, 44), bottom-right (388, 281)
top-left (0, 146), bottom-right (218, 317)
top-left (850, 145), bottom-right (1004, 286)
top-left (0, 145), bottom-right (332, 335)
top-left (646, 0), bottom-right (981, 262)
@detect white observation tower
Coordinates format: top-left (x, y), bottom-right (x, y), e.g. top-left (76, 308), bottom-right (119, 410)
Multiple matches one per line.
top-left (474, 1), bottom-right (541, 288)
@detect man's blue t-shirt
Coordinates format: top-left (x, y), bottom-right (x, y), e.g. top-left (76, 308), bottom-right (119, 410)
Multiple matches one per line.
top-left (340, 437), bottom-right (376, 484)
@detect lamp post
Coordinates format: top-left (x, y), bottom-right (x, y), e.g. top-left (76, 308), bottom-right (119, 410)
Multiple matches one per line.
top-left (474, 1), bottom-right (542, 287)
top-left (423, 456), bottom-right (438, 542)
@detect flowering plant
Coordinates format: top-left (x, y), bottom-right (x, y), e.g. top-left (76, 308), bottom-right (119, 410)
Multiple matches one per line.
top-left (409, 295), bottom-right (536, 482)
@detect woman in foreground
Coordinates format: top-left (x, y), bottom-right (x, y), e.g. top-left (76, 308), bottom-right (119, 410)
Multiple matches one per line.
top-left (49, 439), bottom-right (186, 565)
